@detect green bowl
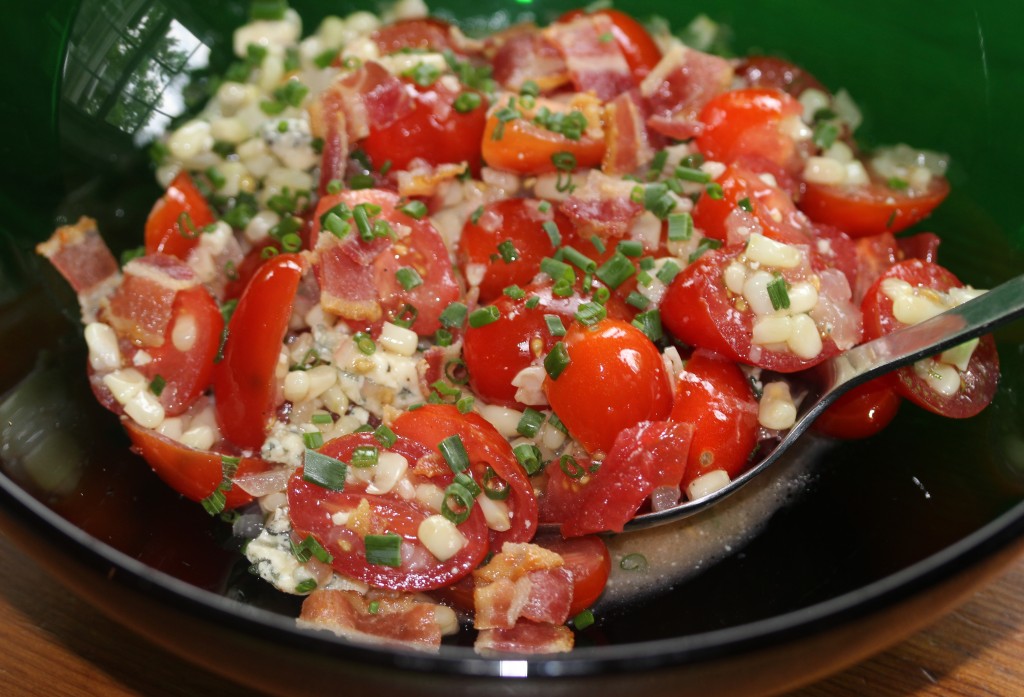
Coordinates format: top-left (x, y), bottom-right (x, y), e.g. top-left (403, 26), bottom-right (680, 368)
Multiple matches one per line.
top-left (2, 1), bottom-right (1023, 695)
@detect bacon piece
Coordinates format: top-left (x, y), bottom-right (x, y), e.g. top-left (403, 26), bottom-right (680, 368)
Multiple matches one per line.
top-left (641, 44), bottom-right (733, 140)
top-left (473, 543), bottom-right (573, 630)
top-left (416, 340), bottom-right (464, 397)
top-left (102, 255), bottom-right (199, 347)
top-left (602, 91), bottom-right (654, 175)
top-left (474, 622), bottom-right (574, 655)
top-left (491, 27), bottom-right (571, 93)
top-left (307, 90), bottom-right (349, 196)
top-left (559, 170), bottom-right (643, 241)
top-left (298, 589), bottom-right (447, 652)
top-left (36, 216), bottom-right (119, 294)
top-left (544, 15), bottom-right (635, 102)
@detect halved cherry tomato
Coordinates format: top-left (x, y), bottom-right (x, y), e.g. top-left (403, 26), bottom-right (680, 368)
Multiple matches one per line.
top-left (457, 198), bottom-right (573, 303)
top-left (144, 171), bottom-right (216, 259)
top-left (392, 404), bottom-right (538, 548)
top-left (122, 419), bottom-right (268, 508)
top-left (814, 375), bottom-right (902, 439)
top-left (288, 432), bottom-right (489, 591)
top-left (696, 88), bottom-right (805, 172)
top-left (481, 112), bottom-right (605, 175)
top-left (669, 349), bottom-right (759, 486)
top-left (558, 8), bottom-right (662, 82)
top-left (311, 189), bottom-right (459, 335)
top-left (213, 253), bottom-right (305, 450)
top-left (692, 163), bottom-right (812, 246)
top-left (371, 18), bottom-right (460, 54)
top-left (543, 319), bottom-right (673, 455)
top-left (545, 421), bottom-right (692, 536)
top-left (533, 534), bottom-right (611, 615)
top-left (661, 246), bottom-right (861, 373)
top-left (137, 285), bottom-right (224, 416)
top-left (860, 259), bottom-right (999, 418)
top-left (362, 79), bottom-right (487, 174)
top-left (800, 175), bottom-right (950, 238)
top-left (462, 279), bottom-right (633, 408)
top-left (737, 56), bottom-right (827, 97)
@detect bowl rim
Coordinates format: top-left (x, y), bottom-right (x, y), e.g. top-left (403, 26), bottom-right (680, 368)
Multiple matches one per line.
top-left (3, 460), bottom-right (1024, 680)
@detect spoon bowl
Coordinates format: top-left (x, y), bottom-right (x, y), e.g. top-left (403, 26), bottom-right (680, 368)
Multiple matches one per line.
top-left (624, 274), bottom-right (1024, 531)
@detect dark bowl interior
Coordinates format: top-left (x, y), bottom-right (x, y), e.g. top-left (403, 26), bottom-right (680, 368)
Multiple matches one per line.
top-left (2, 1), bottom-right (1024, 695)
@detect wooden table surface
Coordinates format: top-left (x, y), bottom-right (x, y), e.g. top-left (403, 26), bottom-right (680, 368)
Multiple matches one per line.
top-left (0, 532), bottom-right (1021, 697)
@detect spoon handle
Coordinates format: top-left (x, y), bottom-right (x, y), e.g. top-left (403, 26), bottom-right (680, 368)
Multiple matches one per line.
top-left (827, 274), bottom-right (1024, 394)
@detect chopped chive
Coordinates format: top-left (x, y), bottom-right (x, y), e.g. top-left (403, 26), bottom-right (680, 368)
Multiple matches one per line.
top-left (544, 341), bottom-right (571, 380)
top-left (813, 121), bottom-right (840, 150)
top-left (513, 443), bottom-right (544, 476)
top-left (503, 285), bottom-right (526, 300)
top-left (704, 182), bottom-right (725, 200)
top-left (391, 303), bottom-right (418, 329)
top-left (453, 91), bottom-right (482, 113)
top-left (544, 314), bottom-right (567, 337)
top-left (655, 260), bottom-right (682, 285)
top-left (456, 395), bottom-right (475, 414)
top-left (470, 205), bottom-right (485, 225)
top-left (589, 235), bottom-right (607, 254)
top-left (364, 533), bottom-right (402, 567)
top-left (537, 200), bottom-right (552, 213)
top-left (292, 534), bottom-right (334, 564)
top-left (647, 150), bottom-right (669, 180)
top-left (595, 252), bottom-right (636, 289)
top-left (675, 165), bottom-right (711, 183)
top-left (887, 176), bottom-right (909, 191)
top-left (497, 239), bottom-right (520, 263)
top-left (374, 424), bottom-right (397, 448)
top-left (303, 449), bottom-right (347, 491)
top-left (399, 200), bottom-right (428, 219)
top-left (517, 408), bottom-right (546, 438)
top-left (435, 328), bottom-right (453, 347)
top-left (667, 212), bottom-right (693, 242)
top-left (441, 481), bottom-right (475, 524)
top-left (351, 445), bottom-right (379, 469)
top-left (561, 245), bottom-right (596, 274)
top-left (294, 579), bottom-right (317, 593)
top-left (481, 467), bottom-right (510, 500)
top-left (367, 600), bottom-right (380, 614)
top-left (311, 412), bottom-right (333, 425)
top-left (575, 301), bottom-right (607, 326)
top-left (525, 296), bottom-right (541, 309)
top-left (439, 302), bottom-right (468, 329)
top-left (303, 431), bottom-right (324, 449)
top-left (766, 274), bottom-right (791, 310)
top-left (551, 150), bottom-right (577, 172)
top-left (616, 239), bottom-right (643, 258)
top-left (737, 197), bottom-right (753, 212)
top-left (573, 609), bottom-right (596, 630)
top-left (625, 291), bottom-right (651, 310)
top-left (632, 309), bottom-right (664, 342)
top-left (353, 331), bottom-right (376, 355)
top-left (439, 434), bottom-right (470, 473)
top-left (619, 552), bottom-right (649, 572)
top-left (540, 256), bottom-right (575, 284)
top-left (395, 267), bottom-right (423, 291)
top-left (559, 453), bottom-right (586, 479)
top-left (468, 305), bottom-right (501, 328)
top-left (688, 237), bottom-right (723, 264)
top-left (148, 374), bottom-right (166, 397)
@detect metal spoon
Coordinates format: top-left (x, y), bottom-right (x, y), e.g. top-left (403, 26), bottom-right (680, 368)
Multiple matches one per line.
top-left (622, 273), bottom-right (1024, 531)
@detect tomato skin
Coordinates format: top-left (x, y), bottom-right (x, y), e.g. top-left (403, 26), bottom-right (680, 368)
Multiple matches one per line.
top-left (213, 253), bottom-right (305, 450)
top-left (860, 259), bottom-right (1000, 418)
top-left (462, 280), bottom-right (633, 408)
top-left (457, 198), bottom-right (572, 304)
top-left (544, 319), bottom-right (673, 455)
top-left (800, 176), bottom-right (950, 238)
top-left (814, 375), bottom-right (902, 439)
top-left (737, 56), bottom-right (827, 97)
top-left (481, 114), bottom-right (605, 175)
top-left (696, 88), bottom-right (804, 171)
top-left (144, 171), bottom-right (215, 259)
top-left (122, 419), bottom-right (267, 508)
top-left (139, 285), bottom-right (224, 416)
top-left (547, 420), bottom-right (692, 537)
top-left (288, 432), bottom-right (490, 592)
top-left (392, 404), bottom-right (538, 548)
top-left (669, 349), bottom-right (759, 486)
top-left (558, 8), bottom-right (661, 82)
top-left (372, 18), bottom-right (458, 54)
top-left (533, 535), bottom-right (611, 615)
top-left (362, 80), bottom-right (487, 174)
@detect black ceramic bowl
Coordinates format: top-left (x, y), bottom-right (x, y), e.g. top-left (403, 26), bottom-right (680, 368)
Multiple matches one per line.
top-left (2, 1), bottom-right (1024, 695)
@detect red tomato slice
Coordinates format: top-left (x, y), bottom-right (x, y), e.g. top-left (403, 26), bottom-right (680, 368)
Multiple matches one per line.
top-left (288, 432), bottom-right (489, 591)
top-left (136, 285), bottom-right (224, 416)
top-left (696, 88), bottom-right (804, 171)
top-left (461, 279), bottom-right (634, 408)
top-left (661, 246), bottom-right (861, 373)
top-left (533, 534), bottom-right (611, 615)
top-left (213, 253), bottom-right (305, 450)
top-left (814, 375), bottom-right (902, 439)
top-left (543, 319), bottom-right (673, 455)
top-left (558, 8), bottom-right (661, 82)
top-left (371, 18), bottom-right (460, 54)
top-left (737, 56), bottom-right (827, 97)
top-left (361, 79), bottom-right (487, 175)
top-left (692, 163), bottom-right (812, 246)
top-left (457, 198), bottom-right (572, 304)
top-left (122, 419), bottom-right (268, 508)
top-left (311, 189), bottom-right (459, 336)
top-left (144, 171), bottom-right (216, 259)
top-left (481, 112), bottom-right (605, 175)
top-left (669, 349), bottom-right (759, 486)
top-left (547, 421), bottom-right (692, 537)
top-left (392, 404), bottom-right (539, 548)
top-left (800, 175), bottom-right (950, 238)
top-left (860, 259), bottom-right (999, 418)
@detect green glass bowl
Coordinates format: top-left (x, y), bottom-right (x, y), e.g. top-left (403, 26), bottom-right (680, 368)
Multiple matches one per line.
top-left (2, 1), bottom-right (1023, 695)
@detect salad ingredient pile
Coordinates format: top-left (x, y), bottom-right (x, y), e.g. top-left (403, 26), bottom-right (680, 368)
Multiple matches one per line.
top-left (38, 0), bottom-right (999, 654)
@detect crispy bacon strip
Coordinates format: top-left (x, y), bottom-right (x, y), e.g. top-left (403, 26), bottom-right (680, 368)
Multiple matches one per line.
top-left (490, 26), bottom-right (571, 93)
top-left (474, 622), bottom-right (574, 655)
top-left (602, 91), bottom-right (654, 175)
top-left (544, 15), bottom-right (634, 102)
top-left (298, 589), bottom-right (447, 652)
top-left (36, 216), bottom-right (119, 294)
top-left (473, 543), bottom-right (573, 630)
top-left (559, 170), bottom-right (644, 241)
top-left (103, 255), bottom-right (199, 347)
top-left (641, 44), bottom-right (734, 141)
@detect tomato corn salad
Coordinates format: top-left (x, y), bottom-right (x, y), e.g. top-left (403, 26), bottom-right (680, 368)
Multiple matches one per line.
top-left (38, 0), bottom-right (999, 654)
